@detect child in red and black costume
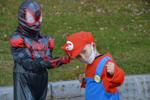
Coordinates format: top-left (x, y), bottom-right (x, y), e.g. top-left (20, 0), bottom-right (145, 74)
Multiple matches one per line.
top-left (9, 0), bottom-right (70, 100)
top-left (63, 31), bottom-right (125, 100)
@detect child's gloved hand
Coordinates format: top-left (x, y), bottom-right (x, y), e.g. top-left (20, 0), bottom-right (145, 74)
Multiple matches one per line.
top-left (60, 55), bottom-right (71, 64)
top-left (79, 73), bottom-right (85, 83)
top-left (106, 62), bottom-right (115, 75)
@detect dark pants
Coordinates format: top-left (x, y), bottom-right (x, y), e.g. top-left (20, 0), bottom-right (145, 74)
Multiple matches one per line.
top-left (13, 72), bottom-right (48, 100)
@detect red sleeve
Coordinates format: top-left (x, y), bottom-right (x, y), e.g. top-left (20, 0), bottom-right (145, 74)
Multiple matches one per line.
top-left (48, 38), bottom-right (55, 50)
top-left (10, 35), bottom-right (24, 48)
top-left (102, 61), bottom-right (125, 93)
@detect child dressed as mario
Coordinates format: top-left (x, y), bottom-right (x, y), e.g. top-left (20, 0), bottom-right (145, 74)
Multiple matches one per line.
top-left (63, 31), bottom-right (125, 100)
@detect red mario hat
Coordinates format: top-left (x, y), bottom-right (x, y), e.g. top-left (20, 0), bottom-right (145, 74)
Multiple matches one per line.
top-left (63, 31), bottom-right (94, 59)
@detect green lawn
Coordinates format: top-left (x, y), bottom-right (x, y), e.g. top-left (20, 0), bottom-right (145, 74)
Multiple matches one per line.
top-left (0, 0), bottom-right (150, 86)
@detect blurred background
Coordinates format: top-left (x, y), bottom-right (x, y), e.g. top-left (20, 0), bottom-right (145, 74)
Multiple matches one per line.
top-left (0, 0), bottom-right (150, 86)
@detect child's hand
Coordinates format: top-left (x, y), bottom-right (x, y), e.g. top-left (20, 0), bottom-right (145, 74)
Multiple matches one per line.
top-left (79, 73), bottom-right (85, 83)
top-left (60, 55), bottom-right (71, 64)
top-left (106, 62), bottom-right (115, 75)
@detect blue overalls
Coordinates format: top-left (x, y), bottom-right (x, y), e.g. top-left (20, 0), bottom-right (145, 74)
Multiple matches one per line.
top-left (85, 56), bottom-right (120, 100)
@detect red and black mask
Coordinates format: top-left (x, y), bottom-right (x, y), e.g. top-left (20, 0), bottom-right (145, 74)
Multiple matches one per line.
top-left (24, 8), bottom-right (42, 27)
top-left (18, 0), bottom-right (42, 34)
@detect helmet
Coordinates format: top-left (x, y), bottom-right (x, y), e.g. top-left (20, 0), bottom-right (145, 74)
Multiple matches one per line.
top-left (18, 0), bottom-right (42, 34)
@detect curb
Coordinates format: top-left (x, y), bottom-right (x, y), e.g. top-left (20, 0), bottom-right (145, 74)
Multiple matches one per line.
top-left (0, 75), bottom-right (150, 100)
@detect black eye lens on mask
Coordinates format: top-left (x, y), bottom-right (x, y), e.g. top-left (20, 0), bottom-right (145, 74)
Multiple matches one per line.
top-left (35, 10), bottom-right (41, 17)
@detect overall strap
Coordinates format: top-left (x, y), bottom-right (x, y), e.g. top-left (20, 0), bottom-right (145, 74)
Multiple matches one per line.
top-left (94, 56), bottom-right (112, 83)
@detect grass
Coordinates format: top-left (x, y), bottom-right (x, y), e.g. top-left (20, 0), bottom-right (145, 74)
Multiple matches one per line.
top-left (0, 0), bottom-right (150, 86)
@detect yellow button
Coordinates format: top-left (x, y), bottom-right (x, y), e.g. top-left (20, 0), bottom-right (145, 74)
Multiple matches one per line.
top-left (94, 75), bottom-right (101, 83)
